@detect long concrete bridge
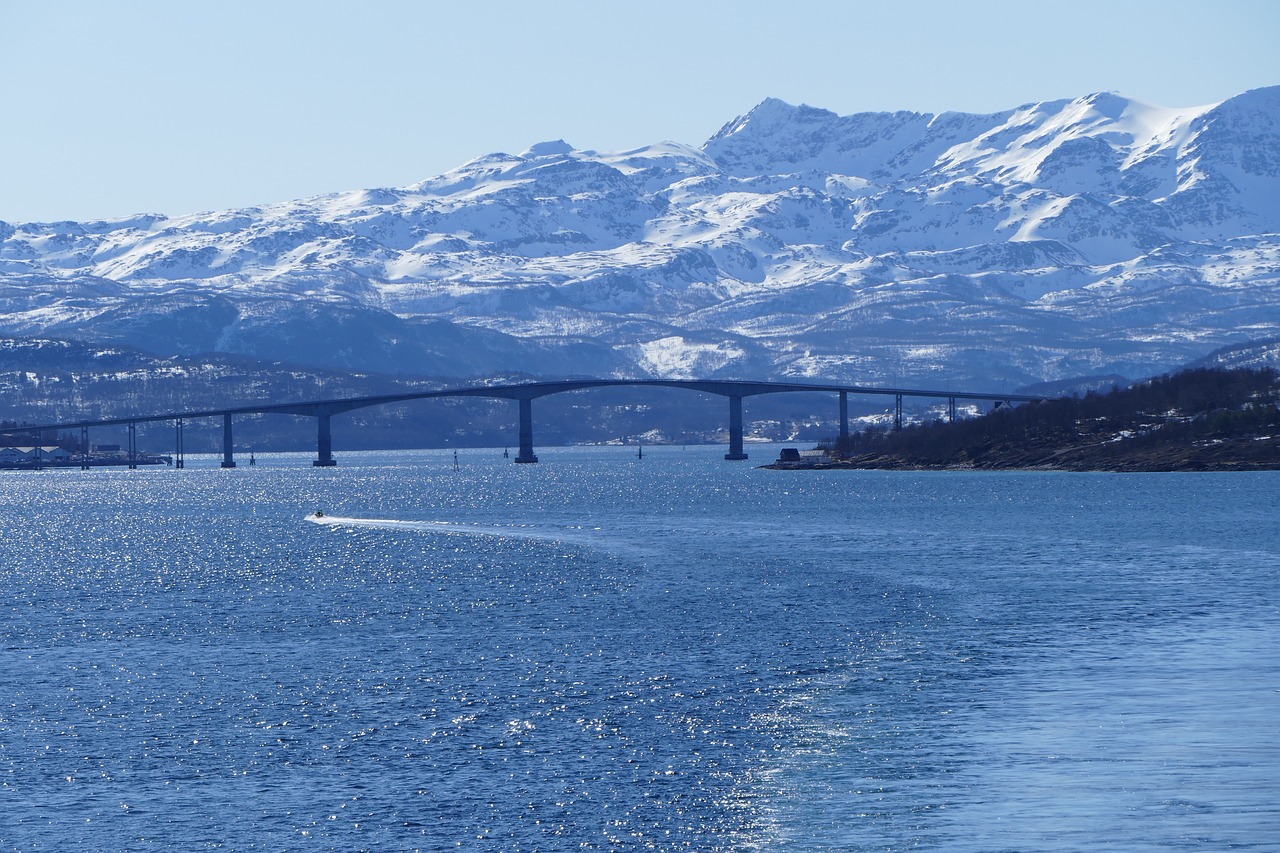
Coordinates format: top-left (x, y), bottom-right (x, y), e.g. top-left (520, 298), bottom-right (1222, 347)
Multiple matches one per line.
top-left (14, 378), bottom-right (1045, 468)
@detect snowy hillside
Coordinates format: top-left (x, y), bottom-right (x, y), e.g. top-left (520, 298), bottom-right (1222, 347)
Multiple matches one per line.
top-left (2, 87), bottom-right (1278, 388)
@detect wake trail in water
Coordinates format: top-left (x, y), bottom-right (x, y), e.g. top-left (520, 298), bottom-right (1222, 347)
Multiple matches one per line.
top-left (306, 513), bottom-right (603, 545)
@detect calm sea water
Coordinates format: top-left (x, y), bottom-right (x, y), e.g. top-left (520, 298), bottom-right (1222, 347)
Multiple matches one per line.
top-left (0, 446), bottom-right (1276, 851)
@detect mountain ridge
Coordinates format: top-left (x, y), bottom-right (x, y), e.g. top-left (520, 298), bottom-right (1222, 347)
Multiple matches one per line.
top-left (2, 87), bottom-right (1278, 388)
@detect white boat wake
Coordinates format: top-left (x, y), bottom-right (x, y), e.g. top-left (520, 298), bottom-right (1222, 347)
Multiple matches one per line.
top-left (306, 513), bottom-right (600, 544)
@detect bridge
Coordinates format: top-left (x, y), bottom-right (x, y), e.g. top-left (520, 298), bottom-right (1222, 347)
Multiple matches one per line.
top-left (11, 378), bottom-right (1045, 468)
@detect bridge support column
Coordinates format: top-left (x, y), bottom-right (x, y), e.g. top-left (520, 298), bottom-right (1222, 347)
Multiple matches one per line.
top-left (724, 395), bottom-right (748, 460)
top-left (894, 394), bottom-right (903, 431)
top-left (221, 413), bottom-right (236, 468)
top-left (515, 398), bottom-right (538, 463)
top-left (80, 425), bottom-right (90, 470)
top-left (839, 391), bottom-right (849, 442)
top-left (313, 412), bottom-right (337, 467)
top-left (174, 418), bottom-right (184, 469)
top-left (127, 422), bottom-right (138, 469)
top-left (948, 396), bottom-right (957, 423)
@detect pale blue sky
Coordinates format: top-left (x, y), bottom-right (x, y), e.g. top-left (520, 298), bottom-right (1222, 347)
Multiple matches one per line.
top-left (2, 0), bottom-right (1276, 222)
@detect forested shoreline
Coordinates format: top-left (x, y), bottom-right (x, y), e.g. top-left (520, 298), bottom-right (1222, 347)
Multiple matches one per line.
top-left (777, 368), bottom-right (1280, 472)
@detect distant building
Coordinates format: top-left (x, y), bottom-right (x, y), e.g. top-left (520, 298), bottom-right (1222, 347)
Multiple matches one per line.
top-left (0, 444), bottom-right (74, 464)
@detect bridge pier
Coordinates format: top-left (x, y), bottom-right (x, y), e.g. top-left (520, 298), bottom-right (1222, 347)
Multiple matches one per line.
top-left (948, 396), bottom-right (957, 423)
top-left (80, 425), bottom-right (90, 470)
top-left (221, 413), bottom-right (236, 468)
top-left (313, 411), bottom-right (337, 466)
top-left (894, 394), bottom-right (903, 431)
top-left (515, 398), bottom-right (538, 463)
top-left (174, 418), bottom-right (185, 469)
top-left (724, 395), bottom-right (748, 460)
top-left (127, 422), bottom-right (138, 469)
top-left (839, 391), bottom-right (849, 442)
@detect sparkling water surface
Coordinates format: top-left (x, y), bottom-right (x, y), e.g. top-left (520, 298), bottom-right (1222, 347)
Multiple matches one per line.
top-left (1, 447), bottom-right (1276, 850)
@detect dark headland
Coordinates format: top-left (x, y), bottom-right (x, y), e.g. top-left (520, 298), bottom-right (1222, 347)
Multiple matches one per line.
top-left (766, 368), bottom-right (1280, 472)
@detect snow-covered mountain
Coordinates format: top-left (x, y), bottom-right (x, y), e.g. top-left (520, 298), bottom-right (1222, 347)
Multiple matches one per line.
top-left (3, 87), bottom-right (1278, 388)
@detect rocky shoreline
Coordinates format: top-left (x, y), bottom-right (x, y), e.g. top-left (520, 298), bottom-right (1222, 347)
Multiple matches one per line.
top-left (764, 444), bottom-right (1280, 473)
